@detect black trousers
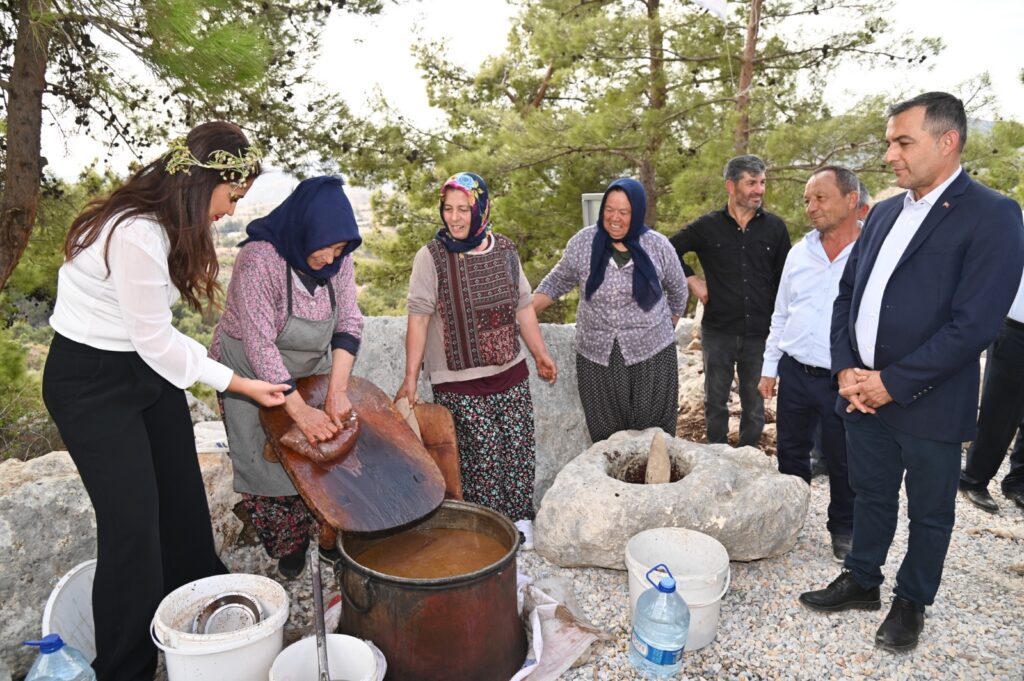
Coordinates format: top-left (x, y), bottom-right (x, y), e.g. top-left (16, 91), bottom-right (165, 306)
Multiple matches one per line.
top-left (775, 354), bottom-right (854, 536)
top-left (42, 333), bottom-right (226, 681)
top-left (701, 329), bottom-right (765, 446)
top-left (961, 319), bottom-right (1024, 494)
top-left (844, 414), bottom-right (960, 607)
top-left (575, 342), bottom-right (678, 443)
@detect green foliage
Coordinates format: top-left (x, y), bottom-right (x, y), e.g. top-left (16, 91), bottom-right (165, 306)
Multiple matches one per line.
top-left (1, 1), bottom-right (393, 178)
top-left (0, 325), bottom-right (62, 461)
top-left (171, 296), bottom-right (223, 412)
top-left (963, 120), bottom-right (1024, 204)
top-left (6, 169), bottom-right (122, 306)
top-left (340, 0), bottom-right (947, 320)
top-left (143, 0), bottom-right (271, 96)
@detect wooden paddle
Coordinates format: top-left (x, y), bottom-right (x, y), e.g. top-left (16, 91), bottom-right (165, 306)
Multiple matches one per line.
top-left (260, 375), bottom-right (446, 533)
top-left (413, 402), bottom-right (463, 501)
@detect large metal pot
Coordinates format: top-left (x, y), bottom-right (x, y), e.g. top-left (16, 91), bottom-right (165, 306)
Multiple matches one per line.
top-left (337, 500), bottom-right (526, 681)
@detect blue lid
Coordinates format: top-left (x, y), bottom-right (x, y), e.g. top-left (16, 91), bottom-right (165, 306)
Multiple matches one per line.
top-left (24, 633), bottom-right (65, 654)
top-left (656, 576), bottom-right (677, 593)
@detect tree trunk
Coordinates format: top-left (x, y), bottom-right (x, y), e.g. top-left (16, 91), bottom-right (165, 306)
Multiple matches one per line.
top-left (734, 0), bottom-right (763, 155)
top-left (640, 0), bottom-right (664, 226)
top-left (0, 0), bottom-right (51, 292)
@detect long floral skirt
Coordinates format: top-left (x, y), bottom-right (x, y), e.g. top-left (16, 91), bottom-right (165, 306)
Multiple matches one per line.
top-left (432, 377), bottom-right (537, 521)
top-left (240, 493), bottom-right (314, 559)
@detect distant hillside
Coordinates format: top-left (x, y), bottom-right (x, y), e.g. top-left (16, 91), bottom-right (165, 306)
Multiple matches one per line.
top-left (238, 169), bottom-right (374, 225)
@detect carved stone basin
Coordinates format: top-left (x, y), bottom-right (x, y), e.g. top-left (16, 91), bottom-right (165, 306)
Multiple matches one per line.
top-left (534, 428), bottom-right (809, 567)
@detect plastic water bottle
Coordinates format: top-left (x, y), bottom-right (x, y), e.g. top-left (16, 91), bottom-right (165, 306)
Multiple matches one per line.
top-left (22, 634), bottom-right (97, 681)
top-left (628, 563), bottom-right (690, 678)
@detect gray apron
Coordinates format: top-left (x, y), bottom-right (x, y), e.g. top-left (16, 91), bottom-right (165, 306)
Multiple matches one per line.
top-left (220, 265), bottom-right (338, 496)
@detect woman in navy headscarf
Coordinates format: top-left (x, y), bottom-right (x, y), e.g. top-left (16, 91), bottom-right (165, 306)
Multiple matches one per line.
top-left (210, 175), bottom-right (364, 578)
top-left (396, 172), bottom-right (556, 550)
top-left (534, 178), bottom-right (689, 443)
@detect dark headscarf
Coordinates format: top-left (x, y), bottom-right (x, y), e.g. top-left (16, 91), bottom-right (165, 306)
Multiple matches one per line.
top-left (584, 177), bottom-right (663, 312)
top-left (435, 171), bottom-right (492, 253)
top-left (241, 175), bottom-right (362, 281)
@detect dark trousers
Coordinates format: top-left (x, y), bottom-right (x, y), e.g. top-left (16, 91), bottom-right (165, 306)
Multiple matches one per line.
top-left (775, 354), bottom-right (854, 535)
top-left (575, 342), bottom-right (679, 443)
top-left (701, 329), bottom-right (765, 446)
top-left (844, 414), bottom-right (960, 607)
top-left (42, 333), bottom-right (227, 681)
top-left (961, 319), bottom-right (1024, 494)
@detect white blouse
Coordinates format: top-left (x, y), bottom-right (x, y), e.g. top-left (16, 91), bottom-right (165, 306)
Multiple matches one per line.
top-left (49, 214), bottom-right (233, 392)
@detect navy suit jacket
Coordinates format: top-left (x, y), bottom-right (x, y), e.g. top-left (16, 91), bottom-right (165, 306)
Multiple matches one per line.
top-left (831, 171), bottom-right (1024, 443)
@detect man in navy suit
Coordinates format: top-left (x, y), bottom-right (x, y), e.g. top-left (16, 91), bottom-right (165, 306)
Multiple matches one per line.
top-left (798, 92), bottom-right (1024, 651)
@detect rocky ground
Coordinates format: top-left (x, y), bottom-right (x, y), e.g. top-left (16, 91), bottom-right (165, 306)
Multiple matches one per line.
top-left (156, 452), bottom-right (1024, 681)
top-left (159, 328), bottom-right (1024, 680)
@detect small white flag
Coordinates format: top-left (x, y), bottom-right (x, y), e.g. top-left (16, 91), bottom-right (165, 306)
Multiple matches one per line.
top-left (690, 0), bottom-right (727, 20)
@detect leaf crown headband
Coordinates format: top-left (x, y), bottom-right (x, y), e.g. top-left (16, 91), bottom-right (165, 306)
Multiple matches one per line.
top-left (164, 136), bottom-right (263, 190)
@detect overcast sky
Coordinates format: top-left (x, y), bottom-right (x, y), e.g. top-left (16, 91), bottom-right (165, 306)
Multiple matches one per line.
top-left (42, 0), bottom-right (1024, 180)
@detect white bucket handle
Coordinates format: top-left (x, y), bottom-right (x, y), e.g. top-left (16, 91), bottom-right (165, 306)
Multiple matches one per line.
top-left (682, 565), bottom-right (731, 609)
top-left (150, 620), bottom-right (267, 657)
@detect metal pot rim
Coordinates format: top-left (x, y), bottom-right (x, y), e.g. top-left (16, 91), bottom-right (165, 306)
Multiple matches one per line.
top-left (336, 499), bottom-right (519, 587)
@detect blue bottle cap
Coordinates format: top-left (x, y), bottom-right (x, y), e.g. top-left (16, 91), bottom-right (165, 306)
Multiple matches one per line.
top-left (656, 576), bottom-right (676, 593)
top-left (23, 633), bottom-right (65, 654)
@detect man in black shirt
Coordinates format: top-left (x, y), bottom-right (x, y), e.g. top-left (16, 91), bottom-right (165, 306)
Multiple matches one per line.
top-left (670, 155), bottom-right (791, 447)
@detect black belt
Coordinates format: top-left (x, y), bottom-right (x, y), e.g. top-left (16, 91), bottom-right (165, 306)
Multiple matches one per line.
top-left (1006, 317), bottom-right (1024, 332)
top-left (788, 355), bottom-right (831, 377)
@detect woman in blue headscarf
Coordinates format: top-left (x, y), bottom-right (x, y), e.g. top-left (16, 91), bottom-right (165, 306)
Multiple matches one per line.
top-left (534, 178), bottom-right (689, 443)
top-left (210, 175), bottom-right (363, 577)
top-left (397, 172), bottom-right (556, 550)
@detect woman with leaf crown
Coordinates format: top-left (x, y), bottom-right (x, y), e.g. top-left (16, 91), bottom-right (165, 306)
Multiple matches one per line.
top-left (43, 122), bottom-right (287, 681)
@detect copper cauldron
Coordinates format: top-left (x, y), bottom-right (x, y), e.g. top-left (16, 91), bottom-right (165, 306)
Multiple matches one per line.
top-left (337, 500), bottom-right (526, 681)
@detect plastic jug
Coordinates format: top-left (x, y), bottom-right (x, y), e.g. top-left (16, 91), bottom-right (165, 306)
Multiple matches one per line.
top-left (23, 634), bottom-right (97, 681)
top-left (628, 563), bottom-right (690, 678)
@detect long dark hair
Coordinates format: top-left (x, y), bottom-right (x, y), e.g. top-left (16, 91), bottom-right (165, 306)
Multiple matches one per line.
top-left (63, 121), bottom-right (261, 311)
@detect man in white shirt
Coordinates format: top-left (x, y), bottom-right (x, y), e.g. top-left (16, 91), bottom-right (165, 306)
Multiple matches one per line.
top-left (759, 166), bottom-right (861, 562)
top-left (799, 92), bottom-right (1024, 652)
top-left (959, 270), bottom-right (1024, 512)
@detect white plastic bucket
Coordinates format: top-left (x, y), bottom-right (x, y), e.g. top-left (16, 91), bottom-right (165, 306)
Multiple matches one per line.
top-left (625, 528), bottom-right (730, 651)
top-left (42, 559), bottom-right (97, 662)
top-left (150, 573), bottom-right (288, 681)
top-left (270, 634), bottom-right (379, 681)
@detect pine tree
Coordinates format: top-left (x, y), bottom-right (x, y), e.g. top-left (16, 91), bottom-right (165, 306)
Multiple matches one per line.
top-left (0, 0), bottom-right (389, 291)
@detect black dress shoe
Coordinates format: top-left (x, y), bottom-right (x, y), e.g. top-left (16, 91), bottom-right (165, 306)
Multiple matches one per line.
top-left (277, 540), bottom-right (310, 579)
top-left (831, 534), bottom-right (853, 563)
top-left (1003, 488), bottom-right (1024, 510)
top-left (960, 485), bottom-right (999, 513)
top-left (875, 597), bottom-right (924, 652)
top-left (799, 571), bottom-right (881, 612)
top-left (319, 545), bottom-right (341, 564)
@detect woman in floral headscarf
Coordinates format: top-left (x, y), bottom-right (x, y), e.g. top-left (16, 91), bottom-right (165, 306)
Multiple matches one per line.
top-left (396, 172), bottom-right (556, 549)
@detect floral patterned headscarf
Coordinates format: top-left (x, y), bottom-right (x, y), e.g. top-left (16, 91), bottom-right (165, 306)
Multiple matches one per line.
top-left (435, 171), bottom-right (492, 253)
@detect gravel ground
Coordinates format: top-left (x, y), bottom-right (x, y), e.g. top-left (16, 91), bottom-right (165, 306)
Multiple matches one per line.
top-left (159, 453), bottom-right (1023, 680)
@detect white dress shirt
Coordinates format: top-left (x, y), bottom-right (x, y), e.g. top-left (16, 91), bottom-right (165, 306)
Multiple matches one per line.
top-left (1007, 267), bottom-right (1024, 323)
top-left (762, 229), bottom-right (855, 377)
top-left (50, 214), bottom-right (233, 391)
top-left (855, 167), bottom-right (962, 368)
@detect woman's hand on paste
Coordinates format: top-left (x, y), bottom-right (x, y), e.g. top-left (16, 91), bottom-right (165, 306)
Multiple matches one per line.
top-left (292, 402), bottom-right (339, 445)
top-left (534, 352), bottom-right (558, 384)
top-left (232, 377), bottom-right (290, 407)
top-left (394, 375), bottom-right (420, 406)
top-left (324, 390), bottom-right (353, 427)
